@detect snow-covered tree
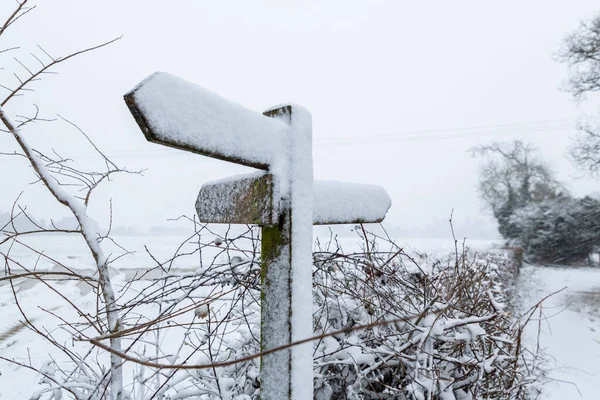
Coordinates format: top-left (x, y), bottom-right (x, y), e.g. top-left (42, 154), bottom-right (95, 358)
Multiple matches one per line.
top-left (557, 11), bottom-right (600, 174)
top-left (471, 140), bottom-right (563, 239)
top-left (1, 2), bottom-right (128, 398)
top-left (509, 195), bottom-right (600, 264)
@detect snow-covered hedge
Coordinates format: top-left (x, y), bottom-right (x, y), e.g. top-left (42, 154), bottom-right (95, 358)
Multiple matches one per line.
top-left (5, 228), bottom-right (538, 400)
top-left (141, 230), bottom-right (535, 399)
top-left (311, 234), bottom-right (531, 399)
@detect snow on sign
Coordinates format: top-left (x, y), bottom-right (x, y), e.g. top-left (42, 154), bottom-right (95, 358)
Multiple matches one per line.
top-left (124, 72), bottom-right (392, 400)
top-left (124, 72), bottom-right (286, 170)
top-left (196, 173), bottom-right (391, 225)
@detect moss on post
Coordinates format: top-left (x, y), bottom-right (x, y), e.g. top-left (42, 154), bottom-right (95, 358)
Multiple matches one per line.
top-left (259, 208), bottom-right (293, 398)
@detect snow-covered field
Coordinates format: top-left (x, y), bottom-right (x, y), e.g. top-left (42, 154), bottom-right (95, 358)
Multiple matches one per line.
top-left (0, 233), bottom-right (502, 274)
top-left (2, 234), bottom-right (599, 398)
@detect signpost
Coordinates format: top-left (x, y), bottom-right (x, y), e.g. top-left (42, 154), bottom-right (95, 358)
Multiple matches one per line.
top-left (124, 72), bottom-right (391, 400)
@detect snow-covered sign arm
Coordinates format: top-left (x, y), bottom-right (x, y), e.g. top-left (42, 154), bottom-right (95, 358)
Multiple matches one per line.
top-left (313, 181), bottom-right (391, 224)
top-left (124, 72), bottom-right (288, 170)
top-left (196, 172), bottom-right (276, 225)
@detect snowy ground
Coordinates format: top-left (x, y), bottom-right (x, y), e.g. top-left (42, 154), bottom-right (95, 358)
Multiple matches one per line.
top-left (2, 234), bottom-right (599, 398)
top-left (518, 263), bottom-right (600, 399)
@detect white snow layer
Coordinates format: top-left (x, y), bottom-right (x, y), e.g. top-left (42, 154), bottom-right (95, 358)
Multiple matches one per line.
top-left (202, 170), bottom-right (268, 187)
top-left (198, 174), bottom-right (391, 225)
top-left (288, 105), bottom-right (315, 400)
top-left (128, 72), bottom-right (289, 169)
top-left (313, 180), bottom-right (391, 224)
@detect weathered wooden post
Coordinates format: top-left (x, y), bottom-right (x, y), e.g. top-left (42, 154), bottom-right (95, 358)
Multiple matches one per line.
top-left (124, 72), bottom-right (391, 400)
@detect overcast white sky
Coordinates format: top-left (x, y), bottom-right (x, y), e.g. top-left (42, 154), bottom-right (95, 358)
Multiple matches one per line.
top-left (1, 0), bottom-right (599, 237)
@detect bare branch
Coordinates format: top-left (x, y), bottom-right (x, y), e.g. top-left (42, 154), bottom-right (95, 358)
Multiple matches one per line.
top-left (1, 36), bottom-right (122, 107)
top-left (86, 313), bottom-right (429, 370)
top-left (0, 1), bottom-right (32, 39)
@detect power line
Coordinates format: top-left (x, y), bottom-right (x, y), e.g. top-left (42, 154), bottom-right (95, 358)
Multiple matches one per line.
top-left (1, 118), bottom-right (577, 160)
top-left (314, 118), bottom-right (574, 146)
top-left (314, 121), bottom-right (574, 148)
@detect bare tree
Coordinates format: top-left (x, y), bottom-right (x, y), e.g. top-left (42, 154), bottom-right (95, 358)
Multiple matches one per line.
top-left (471, 140), bottom-right (562, 239)
top-left (557, 11), bottom-right (600, 99)
top-left (556, 11), bottom-right (600, 173)
top-left (569, 114), bottom-right (600, 174)
top-left (1, 1), bottom-right (127, 398)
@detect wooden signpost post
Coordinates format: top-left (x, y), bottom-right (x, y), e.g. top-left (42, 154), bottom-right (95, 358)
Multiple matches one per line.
top-left (124, 72), bottom-right (391, 400)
